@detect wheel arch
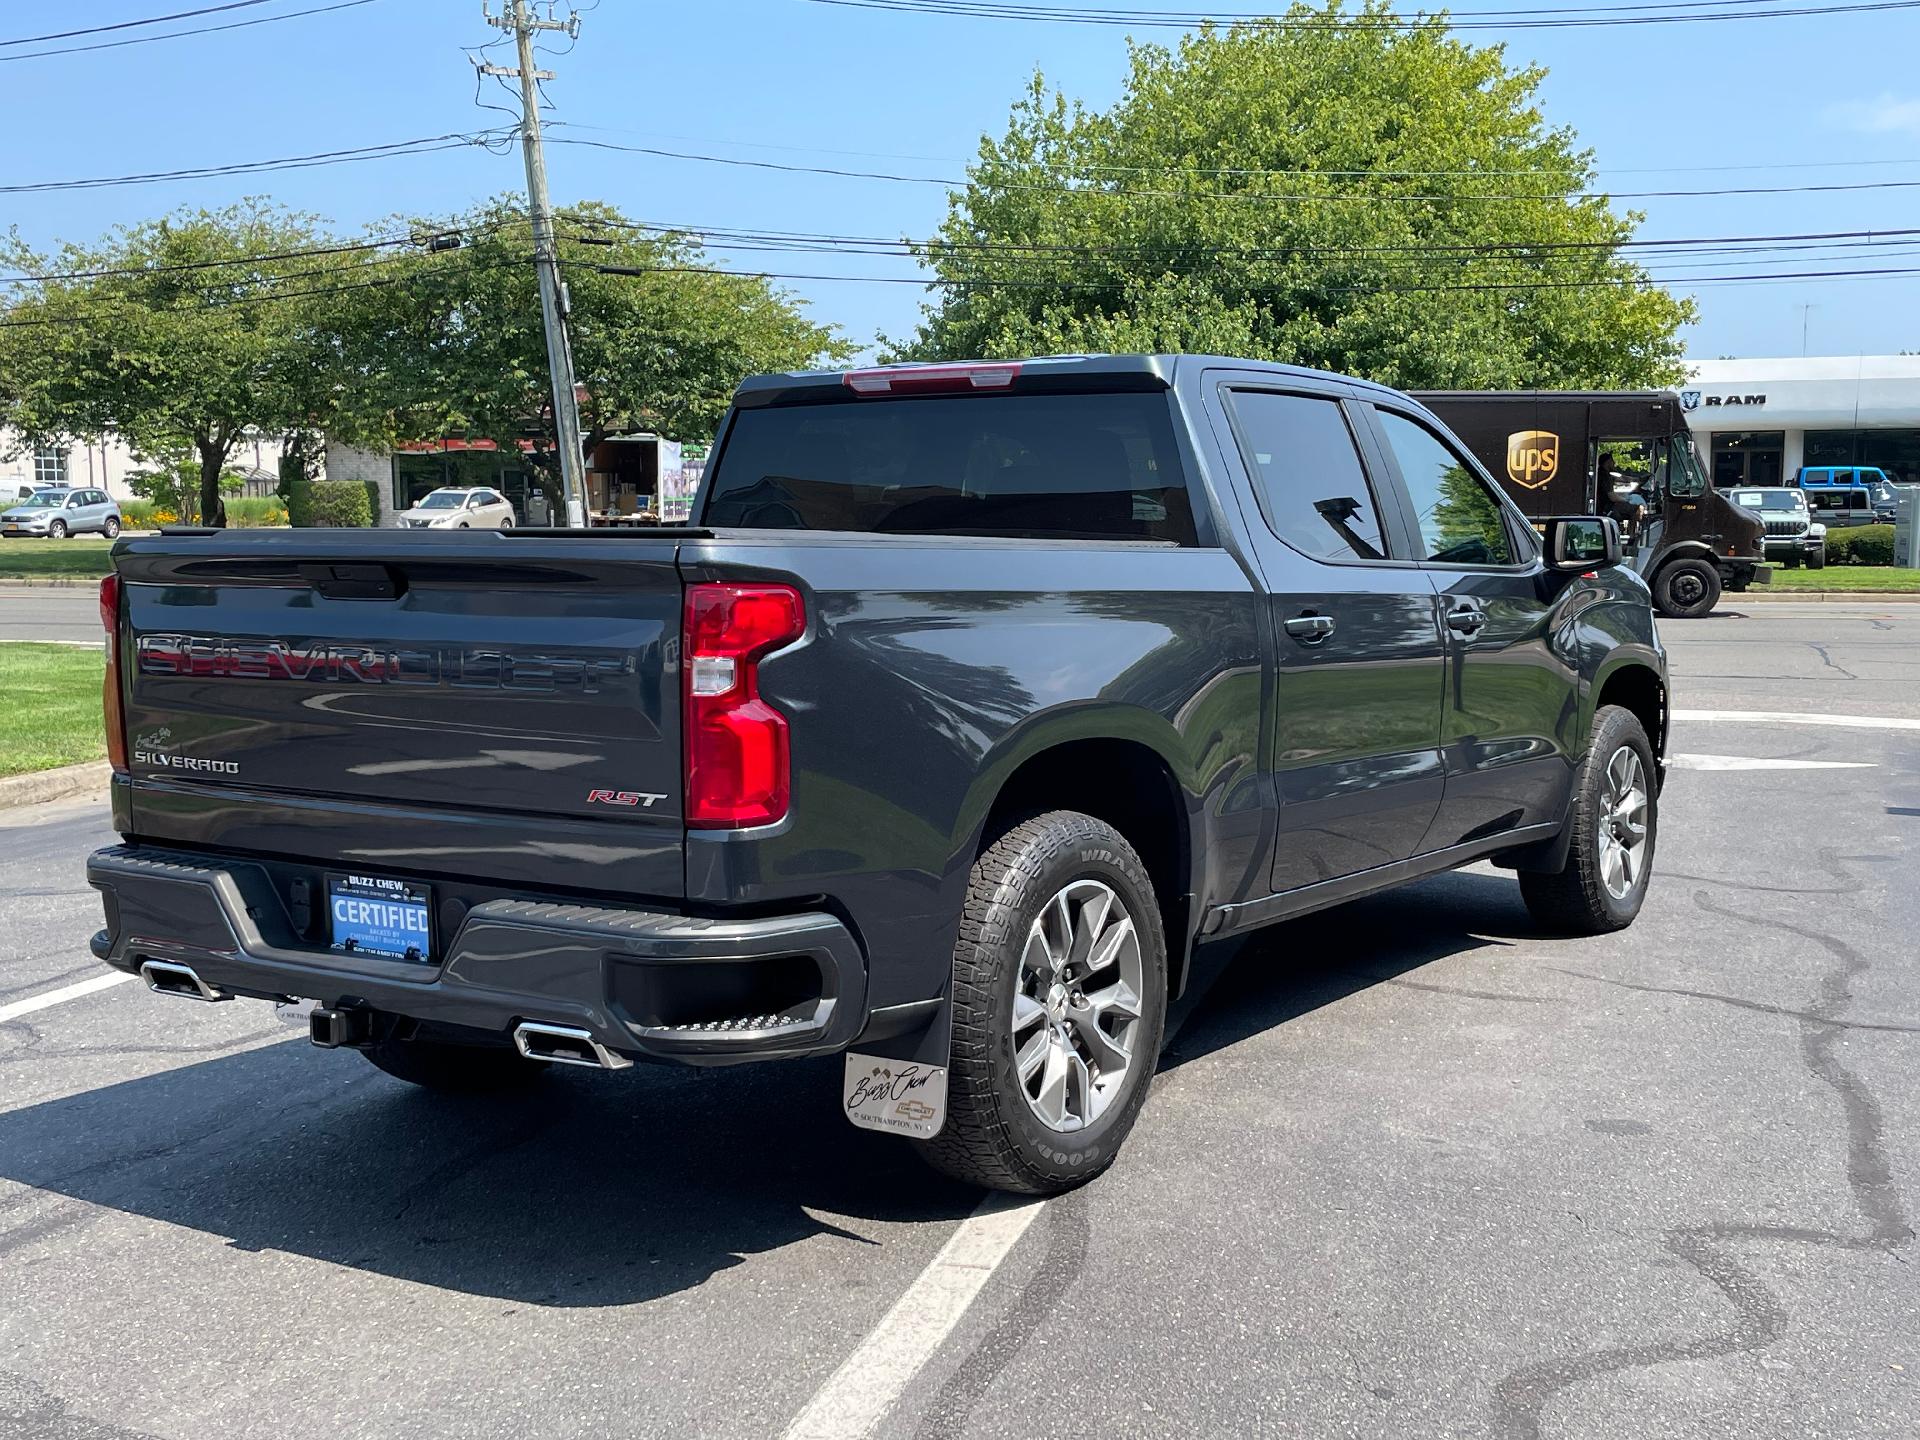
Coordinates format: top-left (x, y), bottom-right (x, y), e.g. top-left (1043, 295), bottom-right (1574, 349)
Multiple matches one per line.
top-left (969, 719), bottom-right (1199, 998)
top-left (1591, 655), bottom-right (1669, 771)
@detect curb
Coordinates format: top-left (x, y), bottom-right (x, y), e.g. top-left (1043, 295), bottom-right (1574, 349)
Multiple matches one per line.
top-left (1736, 590), bottom-right (1920, 604)
top-left (0, 577), bottom-right (97, 589)
top-left (0, 761), bottom-right (111, 811)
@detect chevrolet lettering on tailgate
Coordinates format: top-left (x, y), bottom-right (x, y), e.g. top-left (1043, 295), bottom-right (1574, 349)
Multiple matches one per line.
top-left (135, 635), bottom-right (633, 692)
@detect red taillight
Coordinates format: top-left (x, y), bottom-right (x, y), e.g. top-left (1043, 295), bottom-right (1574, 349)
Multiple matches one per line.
top-left (99, 573), bottom-right (128, 774)
top-left (842, 362), bottom-right (1022, 395)
top-left (684, 582), bottom-right (805, 829)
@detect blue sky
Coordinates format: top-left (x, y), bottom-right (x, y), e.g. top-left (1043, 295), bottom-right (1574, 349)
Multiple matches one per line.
top-left (6, 0), bottom-right (1920, 363)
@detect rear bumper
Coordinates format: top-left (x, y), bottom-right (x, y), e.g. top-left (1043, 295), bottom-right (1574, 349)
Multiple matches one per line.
top-left (87, 844), bottom-right (869, 1066)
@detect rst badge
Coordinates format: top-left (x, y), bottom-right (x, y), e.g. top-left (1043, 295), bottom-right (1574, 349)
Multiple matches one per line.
top-left (843, 1053), bottom-right (948, 1139)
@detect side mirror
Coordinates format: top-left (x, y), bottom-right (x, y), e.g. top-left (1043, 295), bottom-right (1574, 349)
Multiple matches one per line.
top-left (1544, 515), bottom-right (1623, 573)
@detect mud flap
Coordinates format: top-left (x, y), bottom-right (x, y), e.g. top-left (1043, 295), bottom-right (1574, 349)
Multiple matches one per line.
top-left (841, 997), bottom-right (952, 1139)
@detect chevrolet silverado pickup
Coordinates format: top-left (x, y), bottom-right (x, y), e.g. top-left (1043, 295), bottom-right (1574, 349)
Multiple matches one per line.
top-left (88, 355), bottom-right (1669, 1195)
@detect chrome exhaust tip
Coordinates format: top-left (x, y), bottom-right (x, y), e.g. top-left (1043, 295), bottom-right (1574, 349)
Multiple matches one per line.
top-left (512, 1021), bottom-right (631, 1070)
top-left (138, 959), bottom-right (229, 1003)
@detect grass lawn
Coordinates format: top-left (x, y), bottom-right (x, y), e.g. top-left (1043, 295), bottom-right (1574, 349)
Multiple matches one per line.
top-left (1767, 565), bottom-right (1920, 593)
top-left (0, 643), bottom-right (106, 777)
top-left (0, 537), bottom-right (116, 581)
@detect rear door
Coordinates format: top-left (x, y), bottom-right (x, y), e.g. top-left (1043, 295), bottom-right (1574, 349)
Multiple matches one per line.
top-left (1362, 402), bottom-right (1575, 848)
top-left (1203, 373), bottom-right (1447, 893)
top-left (116, 532), bottom-right (688, 899)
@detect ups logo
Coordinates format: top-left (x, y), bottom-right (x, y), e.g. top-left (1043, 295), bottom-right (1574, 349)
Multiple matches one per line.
top-left (1506, 430), bottom-right (1560, 490)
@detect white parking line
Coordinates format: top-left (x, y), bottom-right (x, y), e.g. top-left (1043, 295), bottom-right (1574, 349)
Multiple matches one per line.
top-left (1668, 754), bottom-right (1876, 771)
top-left (0, 970), bottom-right (133, 1024)
top-left (781, 1193), bottom-right (1046, 1440)
top-left (1672, 708), bottom-right (1920, 731)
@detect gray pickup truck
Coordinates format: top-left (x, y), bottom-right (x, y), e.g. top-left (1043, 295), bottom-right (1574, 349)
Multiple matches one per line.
top-left (88, 355), bottom-right (1668, 1194)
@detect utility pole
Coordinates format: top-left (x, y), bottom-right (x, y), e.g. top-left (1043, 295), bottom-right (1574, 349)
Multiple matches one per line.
top-left (480, 0), bottom-right (589, 527)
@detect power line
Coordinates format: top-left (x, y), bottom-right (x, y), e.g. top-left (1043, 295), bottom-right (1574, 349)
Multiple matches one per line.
top-left (0, 252), bottom-right (530, 331)
top-left (0, 131), bottom-right (509, 195)
top-left (548, 118), bottom-right (1920, 179)
top-left (0, 0), bottom-right (379, 63)
top-left (0, 0), bottom-right (289, 48)
top-left (583, 257), bottom-right (1920, 293)
top-left (581, 216), bottom-right (1920, 261)
top-left (798, 0), bottom-right (1920, 29)
top-left (543, 133), bottom-right (1920, 203)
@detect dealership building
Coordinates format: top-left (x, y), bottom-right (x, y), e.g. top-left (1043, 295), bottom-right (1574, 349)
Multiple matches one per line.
top-left (1681, 355), bottom-right (1920, 489)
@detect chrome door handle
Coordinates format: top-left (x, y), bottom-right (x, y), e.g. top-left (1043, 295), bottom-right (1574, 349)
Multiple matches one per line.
top-left (1446, 605), bottom-right (1488, 635)
top-left (1284, 613), bottom-right (1336, 644)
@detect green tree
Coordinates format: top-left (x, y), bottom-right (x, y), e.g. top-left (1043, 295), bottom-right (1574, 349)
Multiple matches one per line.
top-left (0, 202), bottom-right (369, 527)
top-left (332, 198), bottom-right (849, 501)
top-left (897, 4), bottom-right (1693, 388)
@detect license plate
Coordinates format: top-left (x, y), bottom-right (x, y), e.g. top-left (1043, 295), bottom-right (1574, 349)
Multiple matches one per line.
top-left (326, 874), bottom-right (433, 962)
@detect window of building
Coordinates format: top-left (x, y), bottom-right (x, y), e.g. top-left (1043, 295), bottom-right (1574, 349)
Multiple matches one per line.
top-left (1709, 431), bottom-right (1785, 488)
top-left (1225, 391), bottom-right (1388, 561)
top-left (1377, 409), bottom-right (1518, 566)
top-left (32, 445), bottom-right (67, 488)
top-left (1804, 429), bottom-right (1920, 487)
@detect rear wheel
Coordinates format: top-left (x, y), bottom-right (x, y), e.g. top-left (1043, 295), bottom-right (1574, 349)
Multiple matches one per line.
top-left (1520, 705), bottom-right (1657, 935)
top-left (48, 519), bottom-right (67, 539)
top-left (102, 516), bottom-right (121, 539)
top-left (1652, 558), bottom-right (1720, 619)
top-left (363, 1033), bottom-right (545, 1092)
top-left (917, 810), bottom-right (1168, 1195)
top-left (501, 516), bottom-right (514, 529)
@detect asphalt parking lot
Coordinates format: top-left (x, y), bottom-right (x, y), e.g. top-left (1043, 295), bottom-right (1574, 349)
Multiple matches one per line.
top-left (1, 601), bottom-right (1914, 1439)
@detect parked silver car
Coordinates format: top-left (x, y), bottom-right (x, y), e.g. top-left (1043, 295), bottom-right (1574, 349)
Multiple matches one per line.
top-left (0, 487), bottom-right (122, 539)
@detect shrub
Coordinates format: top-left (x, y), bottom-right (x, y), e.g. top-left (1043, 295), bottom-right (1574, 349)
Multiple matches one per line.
top-left (1820, 524), bottom-right (1894, 565)
top-left (119, 499), bottom-right (160, 529)
top-left (287, 479), bottom-right (374, 528)
top-left (227, 496), bottom-right (289, 528)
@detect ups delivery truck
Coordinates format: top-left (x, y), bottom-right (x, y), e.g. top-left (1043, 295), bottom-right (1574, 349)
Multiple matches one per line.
top-left (1415, 390), bottom-right (1768, 618)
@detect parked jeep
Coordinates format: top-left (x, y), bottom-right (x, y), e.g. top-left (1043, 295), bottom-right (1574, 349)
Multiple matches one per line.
top-left (1732, 487), bottom-right (1825, 569)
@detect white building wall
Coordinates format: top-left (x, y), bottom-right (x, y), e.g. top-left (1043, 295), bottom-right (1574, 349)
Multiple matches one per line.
top-left (0, 428), bottom-right (286, 501)
top-left (322, 442), bottom-right (396, 525)
top-left (1682, 355), bottom-right (1920, 485)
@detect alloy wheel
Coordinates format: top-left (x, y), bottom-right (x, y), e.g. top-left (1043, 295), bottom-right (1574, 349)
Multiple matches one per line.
top-left (1011, 878), bottom-right (1145, 1133)
top-left (1596, 746), bottom-right (1650, 899)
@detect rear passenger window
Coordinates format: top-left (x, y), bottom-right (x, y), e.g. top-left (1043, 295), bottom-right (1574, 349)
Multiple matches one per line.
top-left (1226, 391), bottom-right (1389, 561)
top-left (703, 392), bottom-right (1196, 543)
top-left (1377, 410), bottom-right (1519, 567)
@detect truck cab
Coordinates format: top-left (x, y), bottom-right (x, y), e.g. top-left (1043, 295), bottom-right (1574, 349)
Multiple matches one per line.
top-left (1413, 390), bottom-right (1769, 619)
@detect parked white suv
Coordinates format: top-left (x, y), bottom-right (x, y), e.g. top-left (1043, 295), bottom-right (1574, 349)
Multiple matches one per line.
top-left (1732, 487), bottom-right (1825, 570)
top-left (394, 488), bottom-right (516, 530)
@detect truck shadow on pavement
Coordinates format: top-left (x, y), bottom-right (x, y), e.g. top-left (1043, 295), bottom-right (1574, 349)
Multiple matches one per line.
top-left (1163, 868), bottom-right (1546, 1074)
top-left (0, 1037), bottom-right (978, 1307)
top-left (0, 872), bottom-right (1548, 1309)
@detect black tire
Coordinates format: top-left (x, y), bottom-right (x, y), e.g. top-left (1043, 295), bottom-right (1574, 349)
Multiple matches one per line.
top-left (1807, 547), bottom-right (1826, 570)
top-left (102, 516), bottom-right (121, 539)
top-left (1520, 705), bottom-right (1658, 935)
top-left (501, 516), bottom-right (514, 529)
top-left (1782, 551), bottom-right (1801, 570)
top-left (917, 810), bottom-right (1169, 1195)
top-left (48, 519), bottom-right (67, 540)
top-left (362, 1034), bottom-right (546, 1092)
top-left (457, 521), bottom-right (470, 529)
top-left (1652, 558), bottom-right (1720, 619)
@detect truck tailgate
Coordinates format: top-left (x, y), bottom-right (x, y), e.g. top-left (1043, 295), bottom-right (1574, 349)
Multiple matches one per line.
top-left (114, 532), bottom-right (687, 900)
